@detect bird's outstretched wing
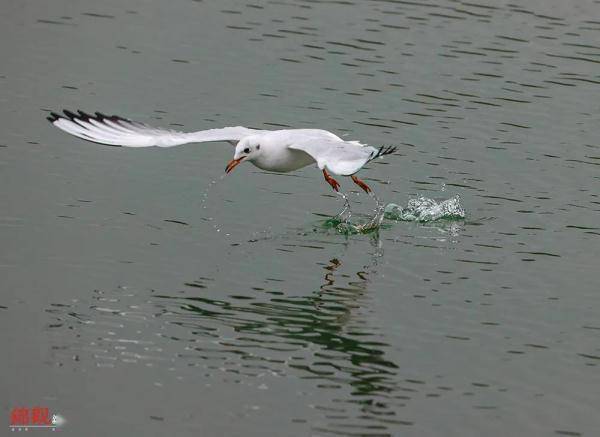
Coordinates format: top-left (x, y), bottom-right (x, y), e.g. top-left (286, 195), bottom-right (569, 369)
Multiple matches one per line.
top-left (288, 138), bottom-right (395, 176)
top-left (47, 110), bottom-right (263, 147)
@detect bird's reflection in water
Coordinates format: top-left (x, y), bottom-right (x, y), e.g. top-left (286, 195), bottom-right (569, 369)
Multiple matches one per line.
top-left (157, 235), bottom-right (413, 432)
top-left (46, 235), bottom-right (415, 433)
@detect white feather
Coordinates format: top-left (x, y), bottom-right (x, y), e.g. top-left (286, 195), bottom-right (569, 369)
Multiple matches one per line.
top-left (48, 111), bottom-right (262, 148)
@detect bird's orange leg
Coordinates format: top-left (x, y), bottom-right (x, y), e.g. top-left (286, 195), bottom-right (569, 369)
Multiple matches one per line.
top-left (351, 175), bottom-right (372, 193)
top-left (322, 169), bottom-right (340, 192)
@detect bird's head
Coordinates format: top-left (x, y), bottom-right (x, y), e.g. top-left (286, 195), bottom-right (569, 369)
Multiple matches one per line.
top-left (225, 137), bottom-right (262, 174)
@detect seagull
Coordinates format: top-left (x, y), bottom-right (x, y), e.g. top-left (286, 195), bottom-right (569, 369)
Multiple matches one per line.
top-left (47, 110), bottom-right (396, 193)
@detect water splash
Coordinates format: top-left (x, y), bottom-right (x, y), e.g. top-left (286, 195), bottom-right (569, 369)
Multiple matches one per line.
top-left (322, 216), bottom-right (383, 235)
top-left (322, 194), bottom-right (464, 234)
top-left (327, 190), bottom-right (387, 234)
top-left (361, 190), bottom-right (386, 230)
top-left (333, 191), bottom-right (352, 222)
top-left (384, 195), bottom-right (465, 222)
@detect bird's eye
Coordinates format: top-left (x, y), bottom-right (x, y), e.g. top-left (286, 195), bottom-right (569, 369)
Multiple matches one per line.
top-left (244, 148), bottom-right (250, 154)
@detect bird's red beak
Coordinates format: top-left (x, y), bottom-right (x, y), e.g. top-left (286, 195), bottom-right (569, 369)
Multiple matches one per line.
top-left (225, 157), bottom-right (244, 174)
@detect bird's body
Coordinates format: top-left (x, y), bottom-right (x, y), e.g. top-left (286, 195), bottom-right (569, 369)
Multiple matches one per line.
top-left (246, 129), bottom-right (340, 172)
top-left (47, 110), bottom-right (396, 193)
top-left (251, 141), bottom-right (315, 173)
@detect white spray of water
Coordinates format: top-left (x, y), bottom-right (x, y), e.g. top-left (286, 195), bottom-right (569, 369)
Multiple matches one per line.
top-left (384, 195), bottom-right (465, 222)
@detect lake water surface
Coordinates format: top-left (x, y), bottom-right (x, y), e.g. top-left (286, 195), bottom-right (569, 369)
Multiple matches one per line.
top-left (1, 0), bottom-right (599, 435)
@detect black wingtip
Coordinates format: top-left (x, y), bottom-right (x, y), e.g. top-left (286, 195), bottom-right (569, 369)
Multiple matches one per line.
top-left (50, 109), bottom-right (110, 124)
top-left (47, 112), bottom-right (61, 123)
top-left (77, 110), bottom-right (92, 120)
top-left (111, 114), bottom-right (131, 123)
top-left (47, 109), bottom-right (135, 125)
top-left (46, 109), bottom-right (137, 143)
top-left (63, 109), bottom-right (78, 120)
top-left (45, 109), bottom-right (131, 147)
top-left (372, 145), bottom-right (397, 160)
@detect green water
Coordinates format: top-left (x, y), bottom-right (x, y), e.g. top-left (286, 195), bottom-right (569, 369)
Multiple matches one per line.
top-left (1, 0), bottom-right (599, 436)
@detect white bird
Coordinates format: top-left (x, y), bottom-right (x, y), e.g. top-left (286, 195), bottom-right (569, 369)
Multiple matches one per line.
top-left (47, 110), bottom-right (396, 193)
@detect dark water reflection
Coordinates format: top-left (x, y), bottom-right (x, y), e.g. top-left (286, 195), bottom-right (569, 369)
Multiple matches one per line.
top-left (48, 236), bottom-right (422, 434)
